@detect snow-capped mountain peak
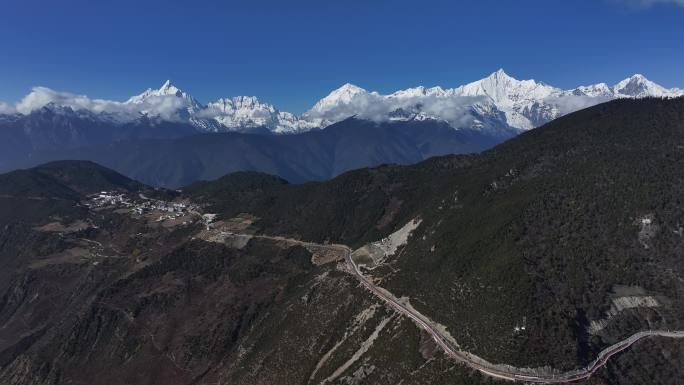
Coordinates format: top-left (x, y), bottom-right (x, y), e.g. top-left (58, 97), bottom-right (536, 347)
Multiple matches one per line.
top-left (156, 80), bottom-right (187, 98)
top-left (457, 69), bottom-right (560, 103)
top-left (311, 83), bottom-right (368, 110)
top-left (2, 71), bottom-right (682, 137)
top-left (123, 80), bottom-right (205, 122)
top-left (451, 69), bottom-right (562, 130)
top-left (126, 80), bottom-right (201, 108)
top-left (300, 71), bottom-right (683, 133)
top-left (204, 95), bottom-right (318, 134)
top-left (205, 95), bottom-right (277, 130)
top-left (389, 85), bottom-right (449, 98)
top-left (571, 82), bottom-right (613, 97)
top-left (613, 74), bottom-right (683, 98)
top-left (300, 83), bottom-right (375, 126)
top-left (208, 95), bottom-right (270, 113)
top-left (489, 68), bottom-right (515, 83)
top-left (333, 82), bottom-right (367, 96)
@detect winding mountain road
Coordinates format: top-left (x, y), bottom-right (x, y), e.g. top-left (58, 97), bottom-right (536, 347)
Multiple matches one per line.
top-left (235, 232), bottom-right (684, 383)
top-left (340, 244), bottom-right (684, 383)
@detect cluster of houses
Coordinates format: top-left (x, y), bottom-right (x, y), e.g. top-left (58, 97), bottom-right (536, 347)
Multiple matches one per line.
top-left (133, 200), bottom-right (194, 216)
top-left (87, 191), bottom-right (132, 208)
top-left (86, 191), bottom-right (201, 220)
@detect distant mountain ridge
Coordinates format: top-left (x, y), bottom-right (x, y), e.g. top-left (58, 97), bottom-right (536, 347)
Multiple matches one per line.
top-left (0, 160), bottom-right (144, 198)
top-left (21, 118), bottom-right (505, 188)
top-left (1, 98), bottom-right (684, 385)
top-left (1, 70), bottom-right (682, 187)
top-left (1, 70), bottom-right (681, 135)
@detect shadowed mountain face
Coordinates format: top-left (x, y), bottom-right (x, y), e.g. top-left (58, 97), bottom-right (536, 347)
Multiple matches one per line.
top-left (0, 98), bottom-right (683, 385)
top-left (13, 118), bottom-right (511, 187)
top-left (0, 160), bottom-right (147, 225)
top-left (0, 107), bottom-right (199, 172)
top-left (183, 97), bottom-right (684, 381)
top-left (2, 71), bottom-right (681, 188)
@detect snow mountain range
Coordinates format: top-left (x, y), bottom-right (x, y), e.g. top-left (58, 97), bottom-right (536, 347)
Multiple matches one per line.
top-left (1, 70), bottom-right (682, 135)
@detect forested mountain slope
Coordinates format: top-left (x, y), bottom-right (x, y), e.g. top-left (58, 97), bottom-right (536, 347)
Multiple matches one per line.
top-left (186, 97), bottom-right (684, 383)
top-left (1, 98), bottom-right (683, 385)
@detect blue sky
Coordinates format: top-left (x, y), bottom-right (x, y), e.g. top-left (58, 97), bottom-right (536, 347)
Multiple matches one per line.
top-left (1, 0), bottom-right (683, 113)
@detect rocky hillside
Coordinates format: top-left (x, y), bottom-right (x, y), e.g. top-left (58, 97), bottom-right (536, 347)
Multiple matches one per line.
top-left (185, 97), bottom-right (684, 383)
top-left (1, 98), bottom-right (684, 385)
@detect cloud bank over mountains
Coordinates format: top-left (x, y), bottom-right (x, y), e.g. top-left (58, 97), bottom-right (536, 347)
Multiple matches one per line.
top-left (10, 86), bottom-right (194, 122)
top-left (301, 83), bottom-right (491, 128)
top-left (0, 102), bottom-right (14, 114)
top-left (1, 70), bottom-right (682, 135)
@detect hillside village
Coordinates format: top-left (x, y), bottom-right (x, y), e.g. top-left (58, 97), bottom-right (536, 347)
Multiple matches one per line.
top-left (85, 191), bottom-right (215, 228)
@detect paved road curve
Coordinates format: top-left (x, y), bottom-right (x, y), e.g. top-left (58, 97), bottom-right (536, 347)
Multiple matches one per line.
top-left (341, 245), bottom-right (684, 383)
top-left (241, 233), bottom-right (684, 383)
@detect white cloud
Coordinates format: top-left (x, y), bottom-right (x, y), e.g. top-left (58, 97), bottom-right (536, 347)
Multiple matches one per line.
top-left (303, 90), bottom-right (488, 129)
top-left (305, 91), bottom-right (388, 123)
top-left (128, 93), bottom-right (189, 121)
top-left (12, 86), bottom-right (190, 122)
top-left (544, 94), bottom-right (612, 115)
top-left (16, 87), bottom-right (119, 115)
top-left (0, 77), bottom-right (635, 134)
top-left (0, 101), bottom-right (15, 114)
top-left (414, 95), bottom-right (490, 127)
